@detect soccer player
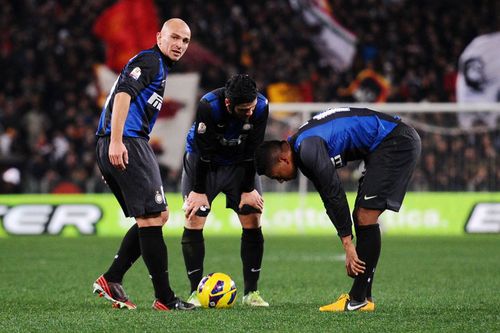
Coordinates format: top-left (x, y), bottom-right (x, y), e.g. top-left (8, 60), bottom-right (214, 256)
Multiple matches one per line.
top-left (93, 18), bottom-right (195, 311)
top-left (254, 107), bottom-right (421, 312)
top-left (182, 74), bottom-right (270, 307)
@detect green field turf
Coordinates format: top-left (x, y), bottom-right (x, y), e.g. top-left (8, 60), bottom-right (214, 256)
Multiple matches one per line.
top-left (1, 235), bottom-right (499, 332)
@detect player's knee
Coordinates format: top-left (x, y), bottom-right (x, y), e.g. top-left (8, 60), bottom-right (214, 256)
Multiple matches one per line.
top-left (238, 213), bottom-right (261, 229)
top-left (135, 209), bottom-right (168, 227)
top-left (160, 210), bottom-right (169, 225)
top-left (185, 215), bottom-right (206, 229)
top-left (354, 207), bottom-right (381, 226)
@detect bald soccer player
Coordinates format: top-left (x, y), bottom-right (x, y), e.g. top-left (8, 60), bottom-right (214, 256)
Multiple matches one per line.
top-left (93, 19), bottom-right (195, 311)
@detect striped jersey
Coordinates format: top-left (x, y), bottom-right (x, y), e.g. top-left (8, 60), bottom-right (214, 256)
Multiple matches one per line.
top-left (289, 107), bottom-right (400, 168)
top-left (185, 87), bottom-right (269, 192)
top-left (96, 45), bottom-right (172, 139)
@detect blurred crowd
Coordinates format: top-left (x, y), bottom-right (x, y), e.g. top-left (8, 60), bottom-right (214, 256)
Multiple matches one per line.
top-left (0, 0), bottom-right (498, 193)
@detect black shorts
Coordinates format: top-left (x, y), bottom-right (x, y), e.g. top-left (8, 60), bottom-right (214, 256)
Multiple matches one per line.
top-left (355, 123), bottom-right (421, 212)
top-left (181, 152), bottom-right (262, 214)
top-left (96, 136), bottom-right (167, 217)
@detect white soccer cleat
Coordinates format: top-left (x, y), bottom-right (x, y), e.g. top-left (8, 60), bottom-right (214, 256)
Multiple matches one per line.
top-left (242, 291), bottom-right (269, 307)
top-left (186, 290), bottom-right (202, 307)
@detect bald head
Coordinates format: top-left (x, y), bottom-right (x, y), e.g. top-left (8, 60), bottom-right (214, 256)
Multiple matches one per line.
top-left (157, 18), bottom-right (191, 62)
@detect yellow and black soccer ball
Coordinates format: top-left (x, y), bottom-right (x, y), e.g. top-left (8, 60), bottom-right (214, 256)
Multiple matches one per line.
top-left (196, 272), bottom-right (237, 308)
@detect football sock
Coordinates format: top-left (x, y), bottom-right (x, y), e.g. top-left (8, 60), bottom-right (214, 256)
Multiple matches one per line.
top-left (103, 223), bottom-right (140, 283)
top-left (366, 273), bottom-right (374, 300)
top-left (139, 226), bottom-right (174, 303)
top-left (241, 227), bottom-right (264, 294)
top-left (349, 223), bottom-right (381, 303)
top-left (181, 227), bottom-right (205, 292)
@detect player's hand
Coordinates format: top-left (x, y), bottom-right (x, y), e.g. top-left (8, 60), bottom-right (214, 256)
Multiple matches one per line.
top-left (239, 190), bottom-right (264, 211)
top-left (184, 191), bottom-right (210, 220)
top-left (109, 141), bottom-right (129, 170)
top-left (342, 236), bottom-right (365, 277)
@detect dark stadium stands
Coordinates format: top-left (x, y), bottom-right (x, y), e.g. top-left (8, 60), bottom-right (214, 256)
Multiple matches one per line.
top-left (0, 0), bottom-right (498, 193)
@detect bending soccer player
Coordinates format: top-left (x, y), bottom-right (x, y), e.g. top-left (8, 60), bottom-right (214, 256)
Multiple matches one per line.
top-left (93, 19), bottom-right (195, 311)
top-left (255, 107), bottom-right (421, 312)
top-left (182, 74), bottom-right (270, 307)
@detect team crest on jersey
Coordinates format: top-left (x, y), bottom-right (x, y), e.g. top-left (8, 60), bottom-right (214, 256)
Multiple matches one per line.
top-left (242, 123), bottom-right (253, 131)
top-left (198, 122), bottom-right (207, 134)
top-left (129, 67), bottom-right (142, 80)
top-left (155, 190), bottom-right (164, 205)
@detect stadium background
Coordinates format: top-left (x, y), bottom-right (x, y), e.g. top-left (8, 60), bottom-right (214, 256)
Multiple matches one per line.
top-left (0, 1), bottom-right (499, 331)
top-left (1, 0), bottom-right (499, 235)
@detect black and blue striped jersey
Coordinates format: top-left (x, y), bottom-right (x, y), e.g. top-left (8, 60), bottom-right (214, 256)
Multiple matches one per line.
top-left (289, 107), bottom-right (400, 168)
top-left (185, 88), bottom-right (269, 193)
top-left (96, 45), bottom-right (172, 139)
top-left (288, 107), bottom-right (401, 237)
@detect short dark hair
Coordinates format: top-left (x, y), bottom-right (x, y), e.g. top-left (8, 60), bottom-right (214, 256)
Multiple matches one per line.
top-left (225, 74), bottom-right (257, 106)
top-left (254, 140), bottom-right (284, 176)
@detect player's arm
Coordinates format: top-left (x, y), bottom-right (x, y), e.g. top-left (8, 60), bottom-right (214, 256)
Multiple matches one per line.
top-left (184, 101), bottom-right (217, 219)
top-left (109, 92), bottom-right (131, 170)
top-left (298, 137), bottom-right (352, 237)
top-left (298, 137), bottom-right (365, 276)
top-left (241, 102), bottom-right (269, 192)
top-left (108, 52), bottom-right (159, 170)
top-left (238, 103), bottom-right (269, 211)
top-left (192, 100), bottom-right (218, 193)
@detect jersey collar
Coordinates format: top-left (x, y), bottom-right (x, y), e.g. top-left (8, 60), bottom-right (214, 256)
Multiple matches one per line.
top-left (154, 44), bottom-right (176, 69)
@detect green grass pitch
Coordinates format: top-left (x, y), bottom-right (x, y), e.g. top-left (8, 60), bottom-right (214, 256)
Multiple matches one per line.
top-left (1, 235), bottom-right (499, 332)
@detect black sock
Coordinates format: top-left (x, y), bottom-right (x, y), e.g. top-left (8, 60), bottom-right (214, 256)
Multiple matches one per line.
top-left (241, 227), bottom-right (264, 294)
top-left (181, 228), bottom-right (205, 292)
top-left (103, 224), bottom-right (141, 283)
top-left (349, 224), bottom-right (381, 302)
top-left (366, 273), bottom-right (374, 300)
top-left (138, 226), bottom-right (174, 304)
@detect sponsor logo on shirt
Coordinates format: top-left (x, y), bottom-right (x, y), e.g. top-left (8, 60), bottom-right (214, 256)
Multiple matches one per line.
top-left (148, 92), bottom-right (163, 110)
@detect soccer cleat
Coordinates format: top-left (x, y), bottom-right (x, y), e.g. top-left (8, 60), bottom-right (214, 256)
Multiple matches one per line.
top-left (319, 293), bottom-right (375, 312)
top-left (360, 299), bottom-right (375, 312)
top-left (186, 291), bottom-right (202, 307)
top-left (152, 298), bottom-right (196, 311)
top-left (242, 291), bottom-right (269, 307)
top-left (92, 275), bottom-right (136, 310)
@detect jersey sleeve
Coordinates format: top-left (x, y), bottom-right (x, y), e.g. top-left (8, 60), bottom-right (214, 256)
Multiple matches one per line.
top-left (298, 137), bottom-right (353, 237)
top-left (239, 103), bottom-right (269, 192)
top-left (192, 100), bottom-right (218, 193)
top-left (116, 52), bottom-right (160, 99)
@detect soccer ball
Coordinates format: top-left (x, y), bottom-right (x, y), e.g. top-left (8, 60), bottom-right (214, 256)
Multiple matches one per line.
top-left (196, 272), bottom-right (237, 308)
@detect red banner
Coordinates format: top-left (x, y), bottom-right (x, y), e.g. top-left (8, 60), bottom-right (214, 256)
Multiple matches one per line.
top-left (93, 0), bottom-right (159, 72)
